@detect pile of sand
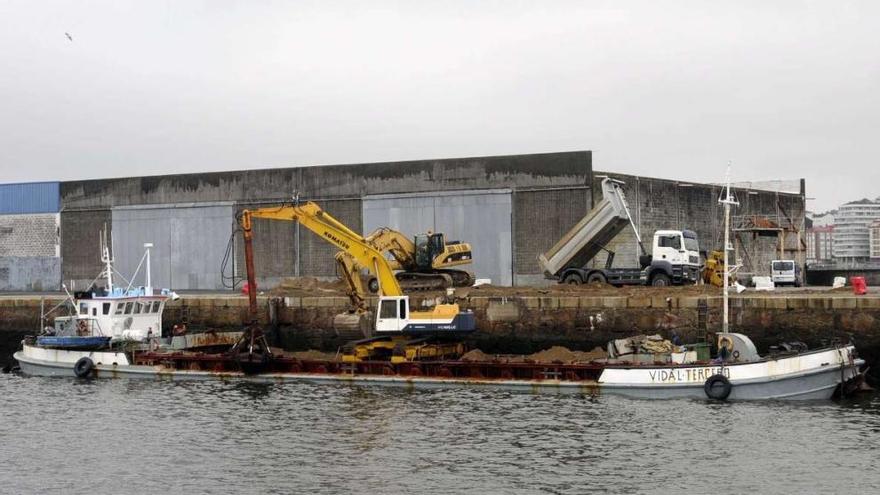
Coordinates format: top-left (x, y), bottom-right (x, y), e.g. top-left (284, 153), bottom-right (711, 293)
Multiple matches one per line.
top-left (527, 346), bottom-right (607, 364)
top-left (288, 349), bottom-right (339, 361)
top-left (268, 277), bottom-right (347, 296)
top-left (458, 346), bottom-right (607, 364)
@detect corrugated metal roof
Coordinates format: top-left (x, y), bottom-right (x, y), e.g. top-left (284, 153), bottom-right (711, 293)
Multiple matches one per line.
top-left (0, 182), bottom-right (60, 214)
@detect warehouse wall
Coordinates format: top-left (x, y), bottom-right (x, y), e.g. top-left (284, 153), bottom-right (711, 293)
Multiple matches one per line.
top-left (0, 256), bottom-right (61, 291)
top-left (0, 213), bottom-right (59, 257)
top-left (60, 209), bottom-right (111, 289)
top-left (513, 187), bottom-right (592, 286)
top-left (61, 152), bottom-right (592, 289)
top-left (60, 152), bottom-right (592, 209)
top-left (0, 182), bottom-right (62, 291)
top-left (112, 203), bottom-right (234, 290)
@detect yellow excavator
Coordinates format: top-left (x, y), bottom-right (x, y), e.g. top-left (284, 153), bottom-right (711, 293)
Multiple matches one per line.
top-left (702, 250), bottom-right (736, 287)
top-left (238, 202), bottom-right (476, 363)
top-left (363, 227), bottom-right (475, 292)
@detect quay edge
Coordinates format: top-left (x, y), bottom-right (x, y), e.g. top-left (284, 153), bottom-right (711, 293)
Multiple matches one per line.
top-left (2, 292), bottom-right (880, 371)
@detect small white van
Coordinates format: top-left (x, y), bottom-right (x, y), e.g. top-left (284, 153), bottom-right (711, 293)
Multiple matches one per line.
top-left (770, 260), bottom-right (801, 287)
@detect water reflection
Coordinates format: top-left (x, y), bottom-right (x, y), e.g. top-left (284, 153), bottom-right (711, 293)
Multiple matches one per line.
top-left (3, 374), bottom-right (880, 494)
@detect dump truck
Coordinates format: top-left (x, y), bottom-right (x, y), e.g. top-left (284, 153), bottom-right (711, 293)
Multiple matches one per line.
top-left (538, 178), bottom-right (701, 286)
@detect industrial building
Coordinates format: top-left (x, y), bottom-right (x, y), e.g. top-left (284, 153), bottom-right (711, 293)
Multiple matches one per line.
top-left (1, 151), bottom-right (806, 291)
top-left (0, 182), bottom-right (61, 291)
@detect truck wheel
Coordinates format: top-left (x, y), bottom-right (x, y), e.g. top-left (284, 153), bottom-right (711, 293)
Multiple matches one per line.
top-left (651, 274), bottom-right (671, 287)
top-left (587, 273), bottom-right (607, 285)
top-left (563, 273), bottom-right (583, 285)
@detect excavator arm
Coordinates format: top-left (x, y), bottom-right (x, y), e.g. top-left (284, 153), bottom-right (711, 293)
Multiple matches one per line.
top-left (240, 202), bottom-right (403, 317)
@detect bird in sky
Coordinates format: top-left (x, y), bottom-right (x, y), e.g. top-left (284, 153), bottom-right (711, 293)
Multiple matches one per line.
top-left (65, 32), bottom-right (73, 42)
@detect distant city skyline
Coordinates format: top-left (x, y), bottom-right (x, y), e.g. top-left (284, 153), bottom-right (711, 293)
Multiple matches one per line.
top-left (1, 1), bottom-right (878, 212)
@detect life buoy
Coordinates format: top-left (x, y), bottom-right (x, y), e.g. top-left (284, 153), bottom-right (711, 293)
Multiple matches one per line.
top-left (73, 357), bottom-right (95, 378)
top-left (704, 373), bottom-right (732, 400)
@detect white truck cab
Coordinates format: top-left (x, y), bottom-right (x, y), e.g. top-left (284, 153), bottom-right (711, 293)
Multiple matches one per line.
top-left (642, 229), bottom-right (701, 285)
top-left (770, 260), bottom-right (801, 287)
top-left (653, 230), bottom-right (700, 266)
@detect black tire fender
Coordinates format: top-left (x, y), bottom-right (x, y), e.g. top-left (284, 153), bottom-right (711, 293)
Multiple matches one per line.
top-left (704, 373), bottom-right (732, 400)
top-left (74, 357), bottom-right (95, 378)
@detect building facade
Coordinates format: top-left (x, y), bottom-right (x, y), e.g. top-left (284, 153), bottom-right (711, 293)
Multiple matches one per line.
top-left (806, 226), bottom-right (834, 264)
top-left (832, 199), bottom-right (880, 262)
top-left (0, 182), bottom-right (61, 291)
top-left (871, 220), bottom-right (880, 260)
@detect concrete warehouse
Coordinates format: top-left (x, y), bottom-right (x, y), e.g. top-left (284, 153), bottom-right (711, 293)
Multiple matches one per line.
top-left (0, 151), bottom-right (806, 292)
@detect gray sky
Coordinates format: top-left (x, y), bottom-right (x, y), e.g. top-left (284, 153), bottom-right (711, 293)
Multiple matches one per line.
top-left (1, 1), bottom-right (877, 212)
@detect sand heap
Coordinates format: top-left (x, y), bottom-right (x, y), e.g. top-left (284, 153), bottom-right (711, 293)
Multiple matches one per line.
top-left (268, 277), bottom-right (348, 297)
top-left (459, 346), bottom-right (607, 364)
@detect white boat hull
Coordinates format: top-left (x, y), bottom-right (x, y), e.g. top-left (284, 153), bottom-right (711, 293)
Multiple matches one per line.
top-left (15, 343), bottom-right (864, 400)
top-left (598, 346), bottom-right (863, 400)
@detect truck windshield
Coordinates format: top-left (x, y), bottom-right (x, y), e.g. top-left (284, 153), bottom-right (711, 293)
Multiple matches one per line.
top-left (684, 236), bottom-right (699, 251)
top-left (773, 261), bottom-right (794, 271)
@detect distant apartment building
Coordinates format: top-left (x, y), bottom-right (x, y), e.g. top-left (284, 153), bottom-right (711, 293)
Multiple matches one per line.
top-left (810, 212), bottom-right (835, 228)
top-left (871, 220), bottom-right (880, 260)
top-left (832, 199), bottom-right (880, 262)
top-left (806, 225), bottom-right (834, 263)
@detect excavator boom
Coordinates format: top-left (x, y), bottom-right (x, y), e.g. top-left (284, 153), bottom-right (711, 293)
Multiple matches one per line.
top-left (238, 202), bottom-right (475, 344)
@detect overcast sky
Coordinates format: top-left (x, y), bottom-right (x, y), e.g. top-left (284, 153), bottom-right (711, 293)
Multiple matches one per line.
top-left (1, 1), bottom-right (877, 212)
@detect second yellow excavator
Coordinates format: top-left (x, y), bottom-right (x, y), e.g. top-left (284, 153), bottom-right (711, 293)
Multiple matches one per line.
top-left (363, 227), bottom-right (475, 292)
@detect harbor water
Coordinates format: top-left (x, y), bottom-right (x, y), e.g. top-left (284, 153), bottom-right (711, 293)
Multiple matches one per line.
top-left (1, 374), bottom-right (879, 494)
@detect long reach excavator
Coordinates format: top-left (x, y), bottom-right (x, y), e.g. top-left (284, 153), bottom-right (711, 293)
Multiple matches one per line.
top-left (234, 201), bottom-right (476, 366)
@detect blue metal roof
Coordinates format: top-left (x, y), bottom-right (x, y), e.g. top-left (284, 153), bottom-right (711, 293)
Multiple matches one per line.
top-left (0, 181), bottom-right (60, 214)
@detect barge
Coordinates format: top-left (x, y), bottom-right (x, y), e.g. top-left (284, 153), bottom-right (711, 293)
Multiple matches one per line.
top-left (15, 331), bottom-right (864, 400)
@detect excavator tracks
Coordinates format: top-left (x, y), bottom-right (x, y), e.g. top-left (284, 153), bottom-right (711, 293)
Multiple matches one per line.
top-left (341, 336), bottom-right (466, 363)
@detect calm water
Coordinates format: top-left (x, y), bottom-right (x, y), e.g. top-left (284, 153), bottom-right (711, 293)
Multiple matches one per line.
top-left (2, 374), bottom-right (879, 495)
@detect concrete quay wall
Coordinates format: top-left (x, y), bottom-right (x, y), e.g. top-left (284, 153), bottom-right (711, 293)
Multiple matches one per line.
top-left (3, 294), bottom-right (879, 369)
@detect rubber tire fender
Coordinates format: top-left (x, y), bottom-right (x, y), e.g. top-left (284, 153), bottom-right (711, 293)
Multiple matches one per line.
top-left (704, 373), bottom-right (732, 400)
top-left (74, 357), bottom-right (95, 378)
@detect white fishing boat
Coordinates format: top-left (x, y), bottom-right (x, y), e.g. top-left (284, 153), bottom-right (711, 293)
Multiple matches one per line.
top-left (13, 232), bottom-right (224, 378)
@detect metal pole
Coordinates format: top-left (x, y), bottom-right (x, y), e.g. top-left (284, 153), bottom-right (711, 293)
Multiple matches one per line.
top-left (242, 214), bottom-right (258, 320)
top-left (144, 243), bottom-right (153, 289)
top-left (719, 162), bottom-right (739, 334)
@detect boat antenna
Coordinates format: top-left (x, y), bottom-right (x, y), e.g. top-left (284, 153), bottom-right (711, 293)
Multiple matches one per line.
top-left (719, 161), bottom-right (739, 333)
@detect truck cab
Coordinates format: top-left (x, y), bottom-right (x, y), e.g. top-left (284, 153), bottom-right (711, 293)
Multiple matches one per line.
top-left (770, 260), bottom-right (801, 287)
top-left (642, 230), bottom-right (701, 286)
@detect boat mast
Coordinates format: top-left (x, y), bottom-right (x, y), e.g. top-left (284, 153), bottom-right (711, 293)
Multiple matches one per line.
top-left (101, 226), bottom-right (114, 292)
top-left (719, 162), bottom-right (739, 332)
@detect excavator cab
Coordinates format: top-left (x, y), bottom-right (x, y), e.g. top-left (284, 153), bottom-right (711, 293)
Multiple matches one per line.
top-left (414, 233), bottom-right (446, 269)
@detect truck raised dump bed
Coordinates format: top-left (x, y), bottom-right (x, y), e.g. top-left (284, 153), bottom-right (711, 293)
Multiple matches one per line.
top-left (538, 179), bottom-right (631, 280)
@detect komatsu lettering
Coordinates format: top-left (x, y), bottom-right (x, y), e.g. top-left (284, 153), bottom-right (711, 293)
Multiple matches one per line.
top-left (323, 232), bottom-right (350, 250)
